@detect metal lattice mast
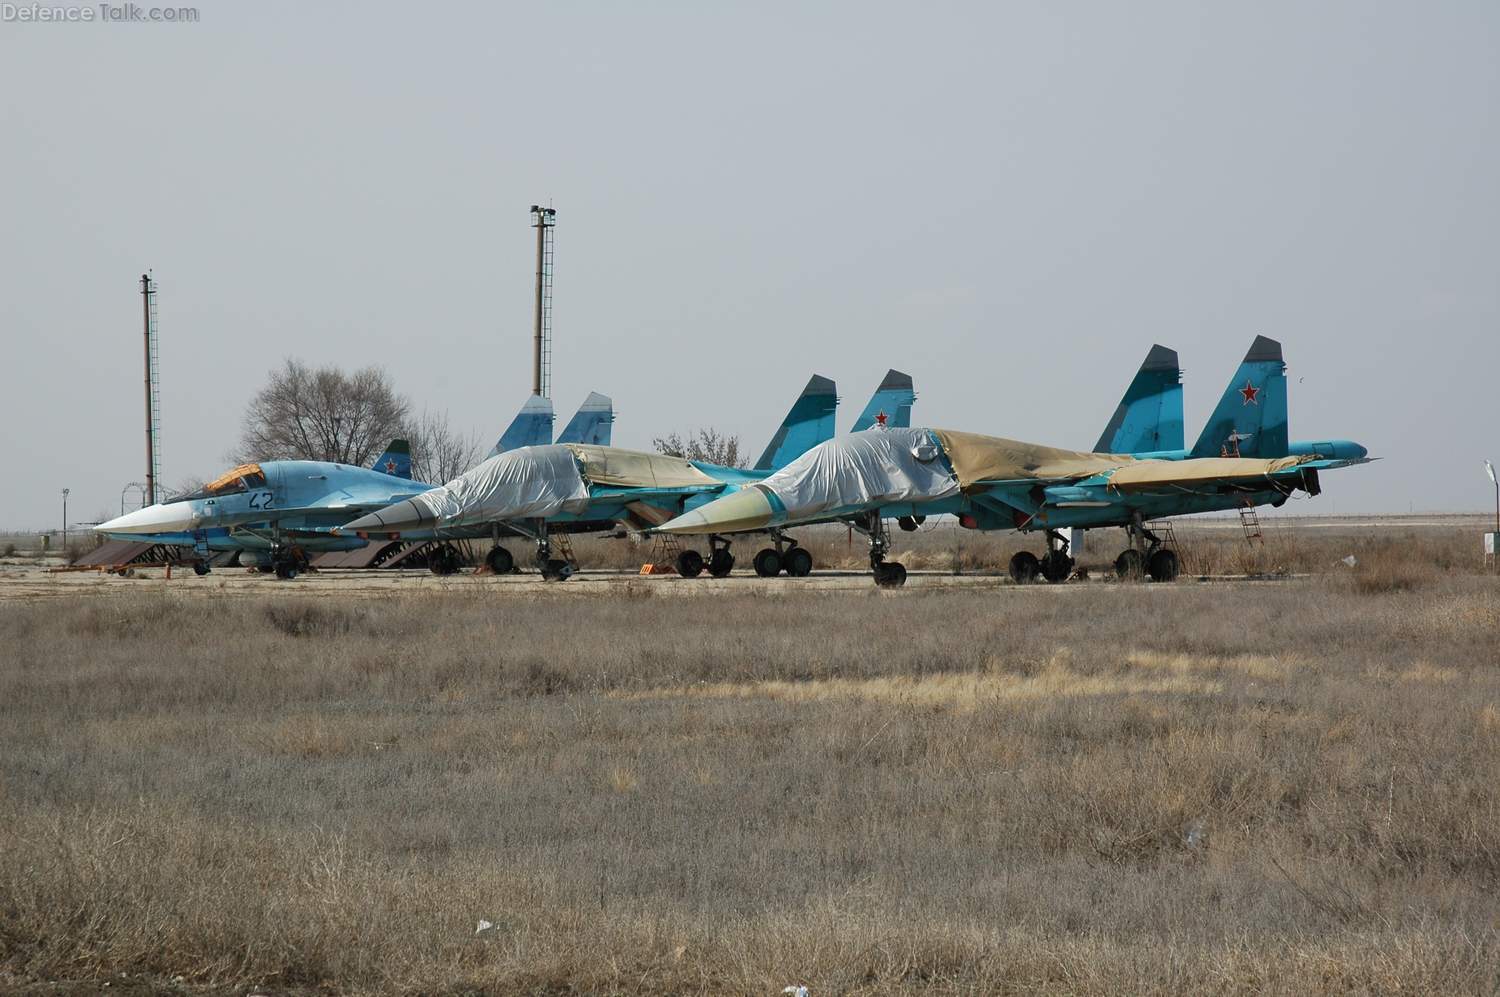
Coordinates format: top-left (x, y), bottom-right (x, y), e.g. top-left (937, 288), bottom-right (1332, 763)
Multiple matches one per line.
top-left (140, 272), bottom-right (162, 505)
top-left (530, 205), bottom-right (556, 398)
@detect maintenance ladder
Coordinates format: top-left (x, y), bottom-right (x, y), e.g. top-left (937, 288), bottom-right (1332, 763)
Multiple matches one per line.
top-left (640, 533), bottom-right (681, 575)
top-left (1238, 500), bottom-right (1265, 545)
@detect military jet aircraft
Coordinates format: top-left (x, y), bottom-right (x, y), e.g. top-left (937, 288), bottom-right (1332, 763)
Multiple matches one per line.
top-left (654, 423), bottom-right (1370, 586)
top-left (93, 391), bottom-right (617, 578)
top-left (94, 439), bottom-right (427, 578)
top-left (644, 339), bottom-right (1368, 582)
top-left (337, 372), bottom-right (918, 579)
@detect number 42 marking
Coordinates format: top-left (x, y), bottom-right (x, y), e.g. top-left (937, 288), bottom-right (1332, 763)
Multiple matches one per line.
top-left (248, 491), bottom-right (275, 510)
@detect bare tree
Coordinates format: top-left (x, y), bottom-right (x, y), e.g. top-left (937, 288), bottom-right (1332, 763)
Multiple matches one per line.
top-left (232, 360), bottom-right (410, 466)
top-left (403, 409), bottom-right (486, 485)
top-left (653, 427), bottom-right (744, 468)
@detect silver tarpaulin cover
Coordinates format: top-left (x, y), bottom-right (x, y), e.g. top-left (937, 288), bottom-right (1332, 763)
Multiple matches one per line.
top-left (414, 444), bottom-right (591, 527)
top-left (759, 428), bottom-right (961, 520)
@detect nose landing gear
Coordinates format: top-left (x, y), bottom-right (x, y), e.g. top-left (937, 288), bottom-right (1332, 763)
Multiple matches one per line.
top-left (706, 536), bottom-right (735, 578)
top-left (751, 530), bottom-right (814, 578)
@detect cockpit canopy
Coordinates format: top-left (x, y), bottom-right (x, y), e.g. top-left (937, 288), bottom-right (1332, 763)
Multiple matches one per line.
top-left (179, 464), bottom-right (267, 500)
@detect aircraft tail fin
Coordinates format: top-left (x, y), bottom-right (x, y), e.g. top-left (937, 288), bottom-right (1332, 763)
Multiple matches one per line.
top-left (1094, 345), bottom-right (1183, 453)
top-left (489, 395), bottom-right (555, 458)
top-left (851, 369), bottom-right (916, 432)
top-left (373, 438), bottom-right (413, 479)
top-left (753, 374), bottom-right (838, 471)
top-left (1189, 335), bottom-right (1289, 458)
top-left (555, 391), bottom-right (615, 446)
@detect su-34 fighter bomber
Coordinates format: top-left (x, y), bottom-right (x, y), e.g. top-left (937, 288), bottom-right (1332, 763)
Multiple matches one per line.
top-left (653, 338), bottom-right (1371, 586)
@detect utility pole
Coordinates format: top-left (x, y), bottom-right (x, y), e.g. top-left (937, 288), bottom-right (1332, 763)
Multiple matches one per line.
top-left (61, 488), bottom-right (69, 555)
top-left (530, 205), bottom-right (556, 398)
top-left (1487, 461), bottom-right (1498, 535)
top-left (141, 273), bottom-right (161, 505)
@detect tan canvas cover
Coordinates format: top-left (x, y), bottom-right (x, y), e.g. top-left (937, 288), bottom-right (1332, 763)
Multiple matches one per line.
top-left (932, 430), bottom-right (1130, 488)
top-left (1107, 456), bottom-right (1310, 491)
top-left (565, 445), bottom-right (721, 490)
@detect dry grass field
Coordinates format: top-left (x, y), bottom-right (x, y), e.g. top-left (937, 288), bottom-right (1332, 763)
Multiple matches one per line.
top-left (2, 526), bottom-right (1499, 994)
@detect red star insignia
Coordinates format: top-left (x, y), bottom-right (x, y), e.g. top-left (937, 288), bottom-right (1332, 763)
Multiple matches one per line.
top-left (874, 410), bottom-right (888, 427)
top-left (1239, 381), bottom-right (1259, 405)
top-left (385, 459), bottom-right (398, 473)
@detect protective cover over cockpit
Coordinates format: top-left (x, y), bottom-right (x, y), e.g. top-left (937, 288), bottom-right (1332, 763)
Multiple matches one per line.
top-left (412, 445), bottom-right (591, 528)
top-left (181, 464), bottom-right (267, 500)
top-left (755, 428), bottom-right (962, 520)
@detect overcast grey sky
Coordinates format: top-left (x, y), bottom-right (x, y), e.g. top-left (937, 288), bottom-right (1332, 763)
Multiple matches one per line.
top-left (3, 0), bottom-right (1497, 527)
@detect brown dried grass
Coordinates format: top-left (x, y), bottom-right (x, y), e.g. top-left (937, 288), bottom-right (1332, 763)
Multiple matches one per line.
top-left (2, 570), bottom-right (1499, 993)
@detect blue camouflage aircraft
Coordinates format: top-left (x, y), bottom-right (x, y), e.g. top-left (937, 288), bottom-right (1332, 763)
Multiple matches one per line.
top-left (337, 372), bottom-right (918, 580)
top-left (93, 439), bottom-right (428, 578)
top-left (92, 392), bottom-right (617, 578)
top-left (654, 343), bottom-right (1372, 586)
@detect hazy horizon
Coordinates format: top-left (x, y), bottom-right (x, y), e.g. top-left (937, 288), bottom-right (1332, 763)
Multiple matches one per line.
top-left (3, 0), bottom-right (1498, 529)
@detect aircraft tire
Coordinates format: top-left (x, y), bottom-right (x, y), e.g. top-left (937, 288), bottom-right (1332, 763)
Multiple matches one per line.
top-left (1147, 548), bottom-right (1179, 583)
top-left (540, 558), bottom-right (574, 581)
top-left (874, 561), bottom-right (907, 588)
top-left (753, 548), bottom-right (783, 577)
top-left (1114, 549), bottom-right (1146, 580)
top-left (1041, 551), bottom-right (1073, 583)
top-left (675, 549), bottom-right (705, 578)
top-left (274, 560), bottom-right (298, 581)
top-left (707, 551), bottom-right (735, 578)
top-left (429, 548), bottom-right (460, 576)
top-left (783, 547), bottom-right (813, 577)
top-left (485, 546), bottom-right (515, 574)
top-left (1008, 551), bottom-right (1041, 584)
top-left (193, 562), bottom-right (211, 576)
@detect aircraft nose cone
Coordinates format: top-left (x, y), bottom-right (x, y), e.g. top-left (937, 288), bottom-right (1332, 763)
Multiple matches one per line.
top-left (657, 488), bottom-right (776, 534)
top-left (339, 498), bottom-right (435, 537)
top-left (95, 500), bottom-right (198, 535)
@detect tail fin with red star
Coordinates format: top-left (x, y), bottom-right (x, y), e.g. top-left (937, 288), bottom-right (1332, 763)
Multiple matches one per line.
top-left (372, 439), bottom-right (413, 480)
top-left (851, 369), bottom-right (916, 433)
top-left (1188, 336), bottom-right (1288, 458)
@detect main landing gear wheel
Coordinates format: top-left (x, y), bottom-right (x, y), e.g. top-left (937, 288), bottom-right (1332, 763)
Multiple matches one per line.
top-left (783, 547), bottom-right (813, 577)
top-left (273, 559), bottom-right (299, 581)
top-left (1009, 551), bottom-right (1040, 583)
top-left (707, 549), bottom-right (734, 578)
top-left (1147, 548), bottom-right (1179, 582)
top-left (429, 546), bottom-right (462, 576)
top-left (1114, 549), bottom-right (1145, 580)
top-left (675, 549), bottom-right (705, 578)
top-left (485, 545), bottom-right (515, 574)
top-left (874, 561), bottom-right (908, 588)
top-left (753, 548), bottom-right (783, 577)
top-left (540, 558), bottom-right (574, 582)
top-left (1041, 550), bottom-right (1073, 584)
top-left (192, 562), bottom-right (211, 576)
